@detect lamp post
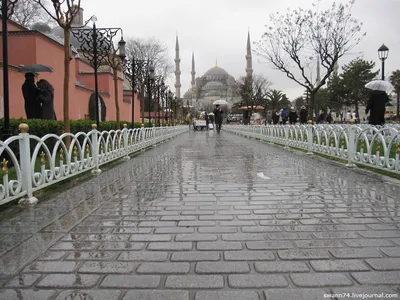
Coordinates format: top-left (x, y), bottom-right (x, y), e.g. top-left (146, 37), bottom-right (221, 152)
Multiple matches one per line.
top-left (71, 19), bottom-right (125, 129)
top-left (146, 62), bottom-right (155, 126)
top-left (153, 76), bottom-right (164, 126)
top-left (378, 44), bottom-right (389, 80)
top-left (2, 0), bottom-right (18, 139)
top-left (167, 90), bottom-right (173, 125)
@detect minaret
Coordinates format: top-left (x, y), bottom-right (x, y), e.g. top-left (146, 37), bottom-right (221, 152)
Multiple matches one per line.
top-left (246, 31), bottom-right (253, 80)
top-left (174, 35), bottom-right (181, 98)
top-left (191, 52), bottom-right (196, 89)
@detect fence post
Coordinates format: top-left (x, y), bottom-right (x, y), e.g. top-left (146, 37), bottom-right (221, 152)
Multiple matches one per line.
top-left (306, 121), bottom-right (314, 155)
top-left (122, 124), bottom-right (130, 161)
top-left (90, 124), bottom-right (102, 175)
top-left (18, 123), bottom-right (38, 204)
top-left (141, 124), bottom-right (145, 151)
top-left (345, 119), bottom-right (356, 167)
top-left (152, 124), bottom-right (157, 147)
top-left (284, 125), bottom-right (290, 149)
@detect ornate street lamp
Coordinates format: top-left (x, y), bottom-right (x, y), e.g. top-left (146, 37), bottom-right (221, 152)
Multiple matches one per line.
top-left (378, 44), bottom-right (389, 80)
top-left (71, 18), bottom-right (125, 129)
top-left (2, 0), bottom-right (18, 138)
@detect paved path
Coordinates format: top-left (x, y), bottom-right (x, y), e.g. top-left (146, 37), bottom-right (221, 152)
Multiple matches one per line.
top-left (0, 130), bottom-right (399, 300)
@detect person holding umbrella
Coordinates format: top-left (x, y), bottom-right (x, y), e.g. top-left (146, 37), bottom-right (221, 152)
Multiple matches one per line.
top-left (213, 105), bottom-right (223, 133)
top-left (365, 80), bottom-right (393, 126)
top-left (22, 72), bottom-right (41, 119)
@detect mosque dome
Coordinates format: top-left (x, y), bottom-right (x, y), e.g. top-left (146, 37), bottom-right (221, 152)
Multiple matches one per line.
top-left (204, 66), bottom-right (229, 77)
top-left (31, 22), bottom-right (52, 33)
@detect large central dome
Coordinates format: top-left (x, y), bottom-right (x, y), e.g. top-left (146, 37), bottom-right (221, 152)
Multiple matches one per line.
top-left (204, 66), bottom-right (229, 76)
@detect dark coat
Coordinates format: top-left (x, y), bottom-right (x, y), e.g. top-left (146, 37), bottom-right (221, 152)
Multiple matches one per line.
top-left (289, 110), bottom-right (298, 123)
top-left (366, 91), bottom-right (388, 126)
top-left (272, 112), bottom-right (280, 124)
top-left (38, 88), bottom-right (56, 120)
top-left (22, 77), bottom-right (41, 119)
top-left (299, 109), bottom-right (308, 124)
top-left (213, 107), bottom-right (223, 123)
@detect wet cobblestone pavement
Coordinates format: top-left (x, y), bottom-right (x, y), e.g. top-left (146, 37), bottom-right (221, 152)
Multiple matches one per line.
top-left (0, 130), bottom-right (399, 300)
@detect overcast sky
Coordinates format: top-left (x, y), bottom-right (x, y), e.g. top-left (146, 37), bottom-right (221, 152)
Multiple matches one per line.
top-left (79, 0), bottom-right (399, 100)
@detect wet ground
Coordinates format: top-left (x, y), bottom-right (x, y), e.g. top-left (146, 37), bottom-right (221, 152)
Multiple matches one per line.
top-left (0, 129), bottom-right (399, 300)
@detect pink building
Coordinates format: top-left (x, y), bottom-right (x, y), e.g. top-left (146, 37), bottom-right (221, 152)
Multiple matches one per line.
top-left (0, 16), bottom-right (141, 123)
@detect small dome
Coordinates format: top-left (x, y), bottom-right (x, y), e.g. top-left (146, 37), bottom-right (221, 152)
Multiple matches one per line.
top-left (31, 22), bottom-right (52, 33)
top-left (183, 89), bottom-right (194, 98)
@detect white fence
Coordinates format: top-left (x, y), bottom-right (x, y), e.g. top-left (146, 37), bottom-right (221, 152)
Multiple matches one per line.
top-left (224, 123), bottom-right (400, 174)
top-left (0, 124), bottom-right (188, 206)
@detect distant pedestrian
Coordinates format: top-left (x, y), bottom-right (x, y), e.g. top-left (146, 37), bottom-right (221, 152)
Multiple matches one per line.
top-left (213, 105), bottom-right (223, 133)
top-left (266, 110), bottom-right (273, 124)
top-left (37, 79), bottom-right (56, 120)
top-left (366, 90), bottom-right (388, 126)
top-left (288, 107), bottom-right (298, 125)
top-left (299, 105), bottom-right (308, 124)
top-left (272, 110), bottom-right (280, 124)
top-left (281, 107), bottom-right (289, 124)
top-left (22, 72), bottom-right (41, 119)
top-left (204, 112), bottom-right (209, 130)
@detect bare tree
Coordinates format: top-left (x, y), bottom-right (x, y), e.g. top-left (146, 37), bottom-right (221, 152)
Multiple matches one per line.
top-left (255, 0), bottom-right (364, 121)
top-left (125, 37), bottom-right (173, 123)
top-left (33, 0), bottom-right (84, 141)
top-left (1, 0), bottom-right (51, 28)
top-left (234, 74), bottom-right (271, 124)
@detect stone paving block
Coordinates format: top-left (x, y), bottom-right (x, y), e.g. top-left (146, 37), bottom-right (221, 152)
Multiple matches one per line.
top-left (100, 275), bottom-right (160, 288)
top-left (342, 239), bottom-right (394, 247)
top-left (98, 242), bottom-right (145, 250)
top-left (380, 247), bottom-right (400, 257)
top-left (160, 216), bottom-right (196, 221)
top-left (198, 227), bottom-right (238, 233)
top-left (176, 234), bottom-right (218, 241)
top-left (351, 271), bottom-right (400, 285)
top-left (295, 239), bottom-right (343, 248)
top-left (171, 251), bottom-right (220, 262)
top-left (65, 251), bottom-right (117, 260)
top-left (5, 273), bottom-right (42, 287)
top-left (50, 241), bottom-right (99, 250)
top-left (78, 261), bottom-right (136, 273)
top-left (310, 259), bottom-right (370, 272)
top-left (278, 249), bottom-right (331, 260)
top-left (112, 227), bottom-right (153, 234)
top-left (255, 261), bottom-right (309, 273)
top-left (197, 241), bottom-right (242, 250)
top-left (129, 234), bottom-right (172, 242)
top-left (118, 251), bottom-right (168, 261)
top-left (165, 275), bottom-right (224, 288)
top-left (365, 258), bottom-right (400, 270)
top-left (331, 286), bottom-right (400, 299)
top-left (37, 251), bottom-right (67, 260)
top-left (264, 288), bottom-right (330, 300)
top-left (123, 290), bottom-right (189, 300)
top-left (221, 233), bottom-right (266, 241)
top-left (291, 273), bottom-right (353, 287)
top-left (36, 274), bottom-right (100, 288)
top-left (155, 227), bottom-right (194, 234)
top-left (224, 250), bottom-right (275, 261)
top-left (55, 290), bottom-right (121, 300)
top-left (139, 221), bottom-right (176, 227)
top-left (147, 242), bottom-right (193, 251)
top-left (268, 232), bottom-right (313, 239)
top-left (84, 234), bottom-right (130, 241)
top-left (24, 261), bottom-right (78, 273)
top-left (329, 248), bottom-right (383, 258)
top-left (241, 226), bottom-right (282, 232)
top-left (219, 221), bottom-right (256, 227)
top-left (312, 232), bottom-right (359, 239)
top-left (195, 291), bottom-right (260, 300)
top-left (178, 221), bottom-right (216, 227)
top-left (196, 262), bottom-right (250, 274)
top-left (137, 262), bottom-right (190, 274)
top-left (228, 274), bottom-right (288, 288)
top-left (246, 241), bottom-right (293, 250)
top-left (199, 215), bottom-right (234, 220)
top-left (0, 289), bottom-right (57, 300)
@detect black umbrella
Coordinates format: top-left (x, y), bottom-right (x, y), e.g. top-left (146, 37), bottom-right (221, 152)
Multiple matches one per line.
top-left (19, 64), bottom-right (54, 73)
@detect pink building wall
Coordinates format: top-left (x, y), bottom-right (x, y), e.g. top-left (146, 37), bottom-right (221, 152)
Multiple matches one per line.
top-left (0, 18), bottom-right (141, 124)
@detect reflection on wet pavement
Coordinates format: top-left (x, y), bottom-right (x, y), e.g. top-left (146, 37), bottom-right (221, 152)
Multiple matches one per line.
top-left (0, 130), bottom-right (399, 299)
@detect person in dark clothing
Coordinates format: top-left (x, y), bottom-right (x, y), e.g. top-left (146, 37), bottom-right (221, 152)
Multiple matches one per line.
top-left (281, 107), bottom-right (289, 124)
top-left (288, 107), bottom-right (298, 125)
top-left (22, 73), bottom-right (41, 119)
top-left (37, 79), bottom-right (56, 120)
top-left (204, 112), bottom-right (209, 130)
top-left (213, 105), bottom-right (223, 133)
top-left (326, 112), bottom-right (333, 124)
top-left (299, 106), bottom-right (308, 124)
top-left (366, 90), bottom-right (388, 126)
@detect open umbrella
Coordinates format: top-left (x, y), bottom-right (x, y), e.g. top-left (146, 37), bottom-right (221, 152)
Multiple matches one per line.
top-left (365, 80), bottom-right (393, 94)
top-left (19, 64), bottom-right (54, 73)
top-left (238, 105), bottom-right (265, 110)
top-left (213, 99), bottom-right (228, 105)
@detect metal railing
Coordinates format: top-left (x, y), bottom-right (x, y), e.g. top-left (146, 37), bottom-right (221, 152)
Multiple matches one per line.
top-left (224, 123), bottom-right (400, 174)
top-left (0, 124), bottom-right (188, 206)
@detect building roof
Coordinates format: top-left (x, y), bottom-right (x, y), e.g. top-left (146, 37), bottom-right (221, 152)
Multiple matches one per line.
top-left (204, 65), bottom-right (229, 77)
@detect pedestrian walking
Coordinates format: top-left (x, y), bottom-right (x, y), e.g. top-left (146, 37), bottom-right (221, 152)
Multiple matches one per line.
top-left (22, 72), bottom-right (41, 119)
top-left (299, 105), bottom-right (308, 124)
top-left (204, 112), bottom-right (209, 130)
top-left (37, 79), bottom-right (56, 120)
top-left (365, 90), bottom-right (388, 126)
top-left (281, 107), bottom-right (289, 124)
top-left (213, 105), bottom-right (223, 133)
top-left (288, 107), bottom-right (298, 125)
top-left (266, 110), bottom-right (273, 124)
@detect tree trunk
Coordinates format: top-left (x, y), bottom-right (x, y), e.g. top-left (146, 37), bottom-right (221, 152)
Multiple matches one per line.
top-left (397, 89), bottom-right (400, 122)
top-left (63, 28), bottom-right (71, 148)
top-left (113, 67), bottom-right (120, 129)
top-left (141, 84), bottom-right (145, 124)
top-left (355, 101), bottom-right (359, 124)
top-left (309, 91), bottom-right (315, 123)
